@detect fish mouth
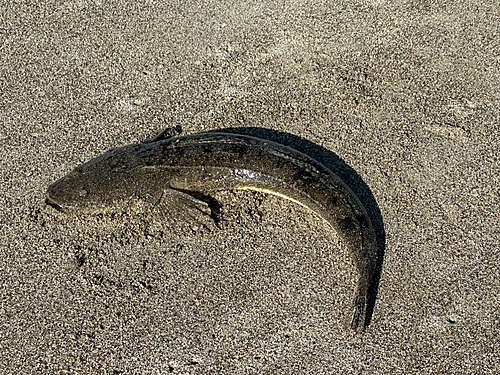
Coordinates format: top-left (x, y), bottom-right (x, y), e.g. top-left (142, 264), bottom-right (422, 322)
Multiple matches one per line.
top-left (45, 196), bottom-right (66, 213)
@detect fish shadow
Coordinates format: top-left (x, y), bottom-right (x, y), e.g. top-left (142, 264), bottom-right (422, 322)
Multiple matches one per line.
top-left (208, 127), bottom-right (385, 330)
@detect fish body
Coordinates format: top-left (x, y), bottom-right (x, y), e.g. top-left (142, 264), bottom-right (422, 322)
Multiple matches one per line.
top-left (46, 132), bottom-right (378, 331)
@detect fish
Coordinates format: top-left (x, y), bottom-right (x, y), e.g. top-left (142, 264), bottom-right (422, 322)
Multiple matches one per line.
top-left (46, 130), bottom-right (378, 332)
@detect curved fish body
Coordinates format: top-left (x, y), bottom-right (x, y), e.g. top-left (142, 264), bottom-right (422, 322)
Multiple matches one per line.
top-left (46, 132), bottom-right (378, 332)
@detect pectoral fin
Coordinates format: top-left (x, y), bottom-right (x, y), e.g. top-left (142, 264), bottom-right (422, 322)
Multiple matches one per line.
top-left (156, 188), bottom-right (221, 229)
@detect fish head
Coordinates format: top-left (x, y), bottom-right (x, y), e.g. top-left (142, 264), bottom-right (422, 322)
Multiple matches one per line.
top-left (45, 147), bottom-right (137, 213)
top-left (45, 167), bottom-right (107, 213)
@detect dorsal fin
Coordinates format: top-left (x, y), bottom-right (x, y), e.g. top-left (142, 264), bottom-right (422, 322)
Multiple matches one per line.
top-left (145, 125), bottom-right (183, 143)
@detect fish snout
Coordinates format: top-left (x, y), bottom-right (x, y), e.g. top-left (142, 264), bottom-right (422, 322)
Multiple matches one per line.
top-left (45, 196), bottom-right (66, 213)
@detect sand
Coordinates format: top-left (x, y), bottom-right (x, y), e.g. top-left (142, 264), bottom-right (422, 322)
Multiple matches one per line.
top-left (1, 0), bottom-right (499, 373)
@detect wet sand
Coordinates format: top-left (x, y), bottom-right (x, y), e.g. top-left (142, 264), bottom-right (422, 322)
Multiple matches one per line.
top-left (1, 1), bottom-right (499, 373)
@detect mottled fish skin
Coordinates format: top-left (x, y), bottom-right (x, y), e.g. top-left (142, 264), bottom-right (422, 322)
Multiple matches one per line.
top-left (46, 132), bottom-right (378, 332)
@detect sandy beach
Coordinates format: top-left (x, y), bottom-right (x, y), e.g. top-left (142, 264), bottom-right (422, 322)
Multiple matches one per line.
top-left (1, 1), bottom-right (499, 373)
